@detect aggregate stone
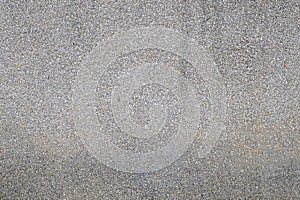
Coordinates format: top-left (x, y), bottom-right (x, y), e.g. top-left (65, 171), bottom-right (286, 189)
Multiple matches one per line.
top-left (1, 0), bottom-right (299, 199)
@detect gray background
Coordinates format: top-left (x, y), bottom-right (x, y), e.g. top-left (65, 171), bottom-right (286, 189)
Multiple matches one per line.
top-left (1, 0), bottom-right (299, 199)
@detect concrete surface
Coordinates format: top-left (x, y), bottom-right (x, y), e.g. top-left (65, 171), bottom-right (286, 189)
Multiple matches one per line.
top-left (1, 0), bottom-right (299, 199)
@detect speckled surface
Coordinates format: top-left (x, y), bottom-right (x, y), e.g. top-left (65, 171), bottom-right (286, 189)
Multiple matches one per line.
top-left (1, 0), bottom-right (299, 199)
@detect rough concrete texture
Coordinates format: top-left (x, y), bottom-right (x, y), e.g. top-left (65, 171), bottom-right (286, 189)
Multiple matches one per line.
top-left (0, 0), bottom-right (299, 199)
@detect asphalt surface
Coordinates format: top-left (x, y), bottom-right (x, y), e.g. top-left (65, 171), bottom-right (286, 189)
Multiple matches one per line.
top-left (1, 1), bottom-right (299, 199)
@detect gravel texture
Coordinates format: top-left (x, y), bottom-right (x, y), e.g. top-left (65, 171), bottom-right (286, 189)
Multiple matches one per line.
top-left (1, 0), bottom-right (299, 199)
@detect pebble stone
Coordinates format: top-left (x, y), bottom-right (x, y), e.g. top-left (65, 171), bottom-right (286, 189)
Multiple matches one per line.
top-left (0, 0), bottom-right (299, 199)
